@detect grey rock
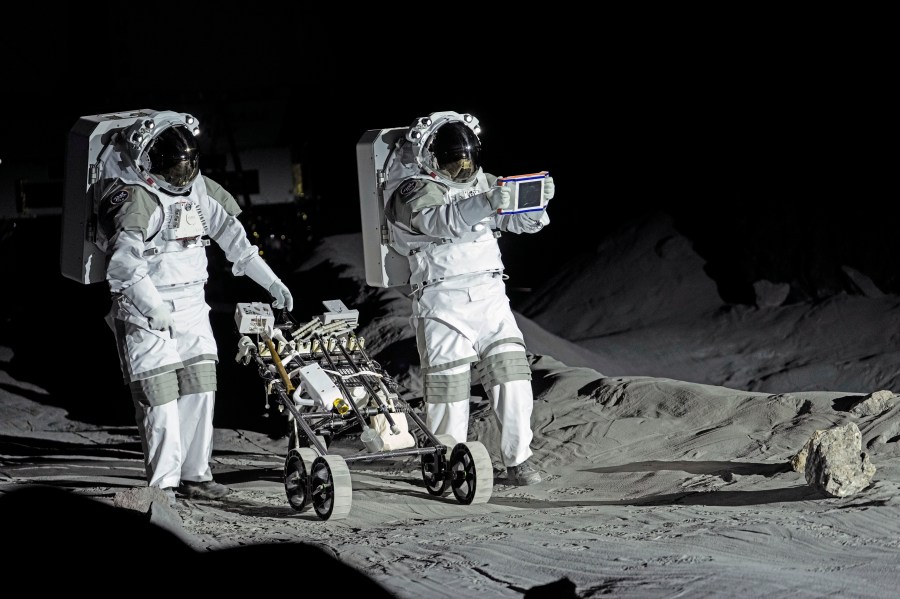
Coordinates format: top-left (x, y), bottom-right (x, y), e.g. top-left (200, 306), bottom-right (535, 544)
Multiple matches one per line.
top-left (113, 486), bottom-right (185, 530)
top-left (790, 429), bottom-right (824, 473)
top-left (148, 502), bottom-right (194, 544)
top-left (850, 389), bottom-right (897, 417)
top-left (112, 486), bottom-right (170, 513)
top-left (804, 421), bottom-right (876, 497)
top-left (753, 279), bottom-right (790, 308)
top-left (841, 265), bottom-right (885, 298)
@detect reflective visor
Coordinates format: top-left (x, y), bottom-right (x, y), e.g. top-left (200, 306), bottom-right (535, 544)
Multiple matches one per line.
top-left (157, 156), bottom-right (199, 188)
top-left (430, 122), bottom-right (481, 183)
top-left (147, 125), bottom-right (200, 189)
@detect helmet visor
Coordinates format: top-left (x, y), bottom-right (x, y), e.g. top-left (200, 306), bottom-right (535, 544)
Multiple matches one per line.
top-left (438, 157), bottom-right (476, 183)
top-left (428, 122), bottom-right (481, 183)
top-left (147, 125), bottom-right (200, 191)
top-left (155, 157), bottom-right (200, 189)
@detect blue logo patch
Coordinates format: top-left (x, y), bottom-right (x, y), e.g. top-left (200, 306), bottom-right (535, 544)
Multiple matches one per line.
top-left (398, 180), bottom-right (418, 196)
top-left (110, 190), bottom-right (129, 205)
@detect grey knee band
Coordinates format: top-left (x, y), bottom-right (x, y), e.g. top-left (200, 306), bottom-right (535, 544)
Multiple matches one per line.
top-left (129, 372), bottom-right (179, 407)
top-left (420, 355), bottom-right (477, 374)
top-left (475, 351), bottom-right (532, 389)
top-left (178, 361), bottom-right (218, 395)
top-left (424, 370), bottom-right (471, 404)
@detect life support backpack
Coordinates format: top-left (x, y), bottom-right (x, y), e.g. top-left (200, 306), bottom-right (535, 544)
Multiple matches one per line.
top-left (355, 126), bottom-right (415, 288)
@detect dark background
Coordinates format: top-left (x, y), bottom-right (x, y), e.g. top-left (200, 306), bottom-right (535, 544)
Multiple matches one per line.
top-left (0, 5), bottom-right (893, 428)
top-left (4, 5), bottom-right (894, 298)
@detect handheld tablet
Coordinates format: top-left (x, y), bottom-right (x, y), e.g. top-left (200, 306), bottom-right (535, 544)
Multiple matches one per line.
top-left (496, 171), bottom-right (549, 214)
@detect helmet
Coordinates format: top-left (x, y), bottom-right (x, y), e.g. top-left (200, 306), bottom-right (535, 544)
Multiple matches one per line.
top-left (123, 111), bottom-right (201, 195)
top-left (424, 121), bottom-right (482, 184)
top-left (145, 124), bottom-right (200, 194)
top-left (405, 111), bottom-right (482, 186)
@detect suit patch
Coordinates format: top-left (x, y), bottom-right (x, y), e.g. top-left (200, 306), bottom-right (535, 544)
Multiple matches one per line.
top-left (110, 190), bottom-right (129, 205)
top-left (398, 179), bottom-right (423, 197)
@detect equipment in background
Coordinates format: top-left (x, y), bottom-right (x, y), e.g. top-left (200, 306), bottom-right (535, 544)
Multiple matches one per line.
top-left (234, 299), bottom-right (494, 520)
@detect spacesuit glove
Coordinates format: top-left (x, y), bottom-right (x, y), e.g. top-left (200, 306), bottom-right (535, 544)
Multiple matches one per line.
top-left (487, 185), bottom-right (512, 210)
top-left (268, 280), bottom-right (294, 311)
top-left (242, 253), bottom-right (281, 287)
top-left (543, 176), bottom-right (555, 202)
top-left (146, 304), bottom-right (176, 338)
top-left (520, 213), bottom-right (545, 229)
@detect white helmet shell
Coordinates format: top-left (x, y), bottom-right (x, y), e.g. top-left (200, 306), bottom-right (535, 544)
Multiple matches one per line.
top-left (405, 111), bottom-right (482, 187)
top-left (122, 111), bottom-right (201, 194)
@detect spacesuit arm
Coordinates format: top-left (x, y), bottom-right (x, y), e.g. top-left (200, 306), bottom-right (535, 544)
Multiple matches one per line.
top-left (454, 192), bottom-right (504, 226)
top-left (201, 176), bottom-right (261, 271)
top-left (201, 179), bottom-right (291, 306)
top-left (493, 209), bottom-right (550, 234)
top-left (103, 185), bottom-right (165, 315)
top-left (203, 176), bottom-right (242, 217)
top-left (451, 171), bottom-right (513, 225)
top-left (107, 229), bottom-right (164, 314)
top-left (203, 197), bottom-right (272, 280)
top-left (389, 179), bottom-right (503, 238)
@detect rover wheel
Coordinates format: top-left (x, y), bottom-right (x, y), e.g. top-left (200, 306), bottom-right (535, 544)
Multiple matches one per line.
top-left (310, 454), bottom-right (352, 520)
top-left (421, 434), bottom-right (456, 496)
top-left (450, 441), bottom-right (493, 505)
top-left (284, 447), bottom-right (317, 512)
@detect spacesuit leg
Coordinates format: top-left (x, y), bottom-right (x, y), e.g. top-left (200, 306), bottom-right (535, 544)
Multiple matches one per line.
top-left (133, 394), bottom-right (183, 489)
top-left (412, 303), bottom-right (478, 445)
top-left (424, 363), bottom-right (472, 444)
top-left (173, 355), bottom-right (218, 482)
top-left (486, 377), bottom-right (535, 467)
top-left (467, 278), bottom-right (535, 467)
top-left (178, 390), bottom-right (215, 483)
top-left (475, 329), bottom-right (535, 467)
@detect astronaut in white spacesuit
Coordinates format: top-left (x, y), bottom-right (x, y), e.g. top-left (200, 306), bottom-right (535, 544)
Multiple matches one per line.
top-left (384, 111), bottom-right (555, 485)
top-left (99, 111), bottom-right (294, 504)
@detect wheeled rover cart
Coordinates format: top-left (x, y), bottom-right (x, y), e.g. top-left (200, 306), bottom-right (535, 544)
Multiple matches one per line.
top-left (234, 299), bottom-right (493, 520)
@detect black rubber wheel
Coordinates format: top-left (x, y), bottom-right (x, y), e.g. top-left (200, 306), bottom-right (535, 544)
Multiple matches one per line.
top-left (284, 447), bottom-right (317, 512)
top-left (310, 454), bottom-right (352, 520)
top-left (449, 441), bottom-right (493, 505)
top-left (421, 433), bottom-right (455, 496)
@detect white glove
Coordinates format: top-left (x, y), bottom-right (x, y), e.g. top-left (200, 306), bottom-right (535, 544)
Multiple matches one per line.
top-left (543, 176), bottom-right (555, 202)
top-left (268, 280), bottom-right (294, 311)
top-left (243, 254), bottom-right (279, 290)
top-left (486, 186), bottom-right (511, 211)
top-left (146, 304), bottom-right (176, 338)
top-left (521, 210), bottom-right (547, 227)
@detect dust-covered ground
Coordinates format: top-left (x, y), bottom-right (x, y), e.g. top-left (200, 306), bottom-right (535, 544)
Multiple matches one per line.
top-left (3, 223), bottom-right (900, 598)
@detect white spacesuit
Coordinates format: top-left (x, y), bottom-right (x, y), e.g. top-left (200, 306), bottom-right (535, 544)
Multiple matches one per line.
top-left (98, 111), bottom-right (294, 503)
top-left (384, 111), bottom-right (555, 485)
